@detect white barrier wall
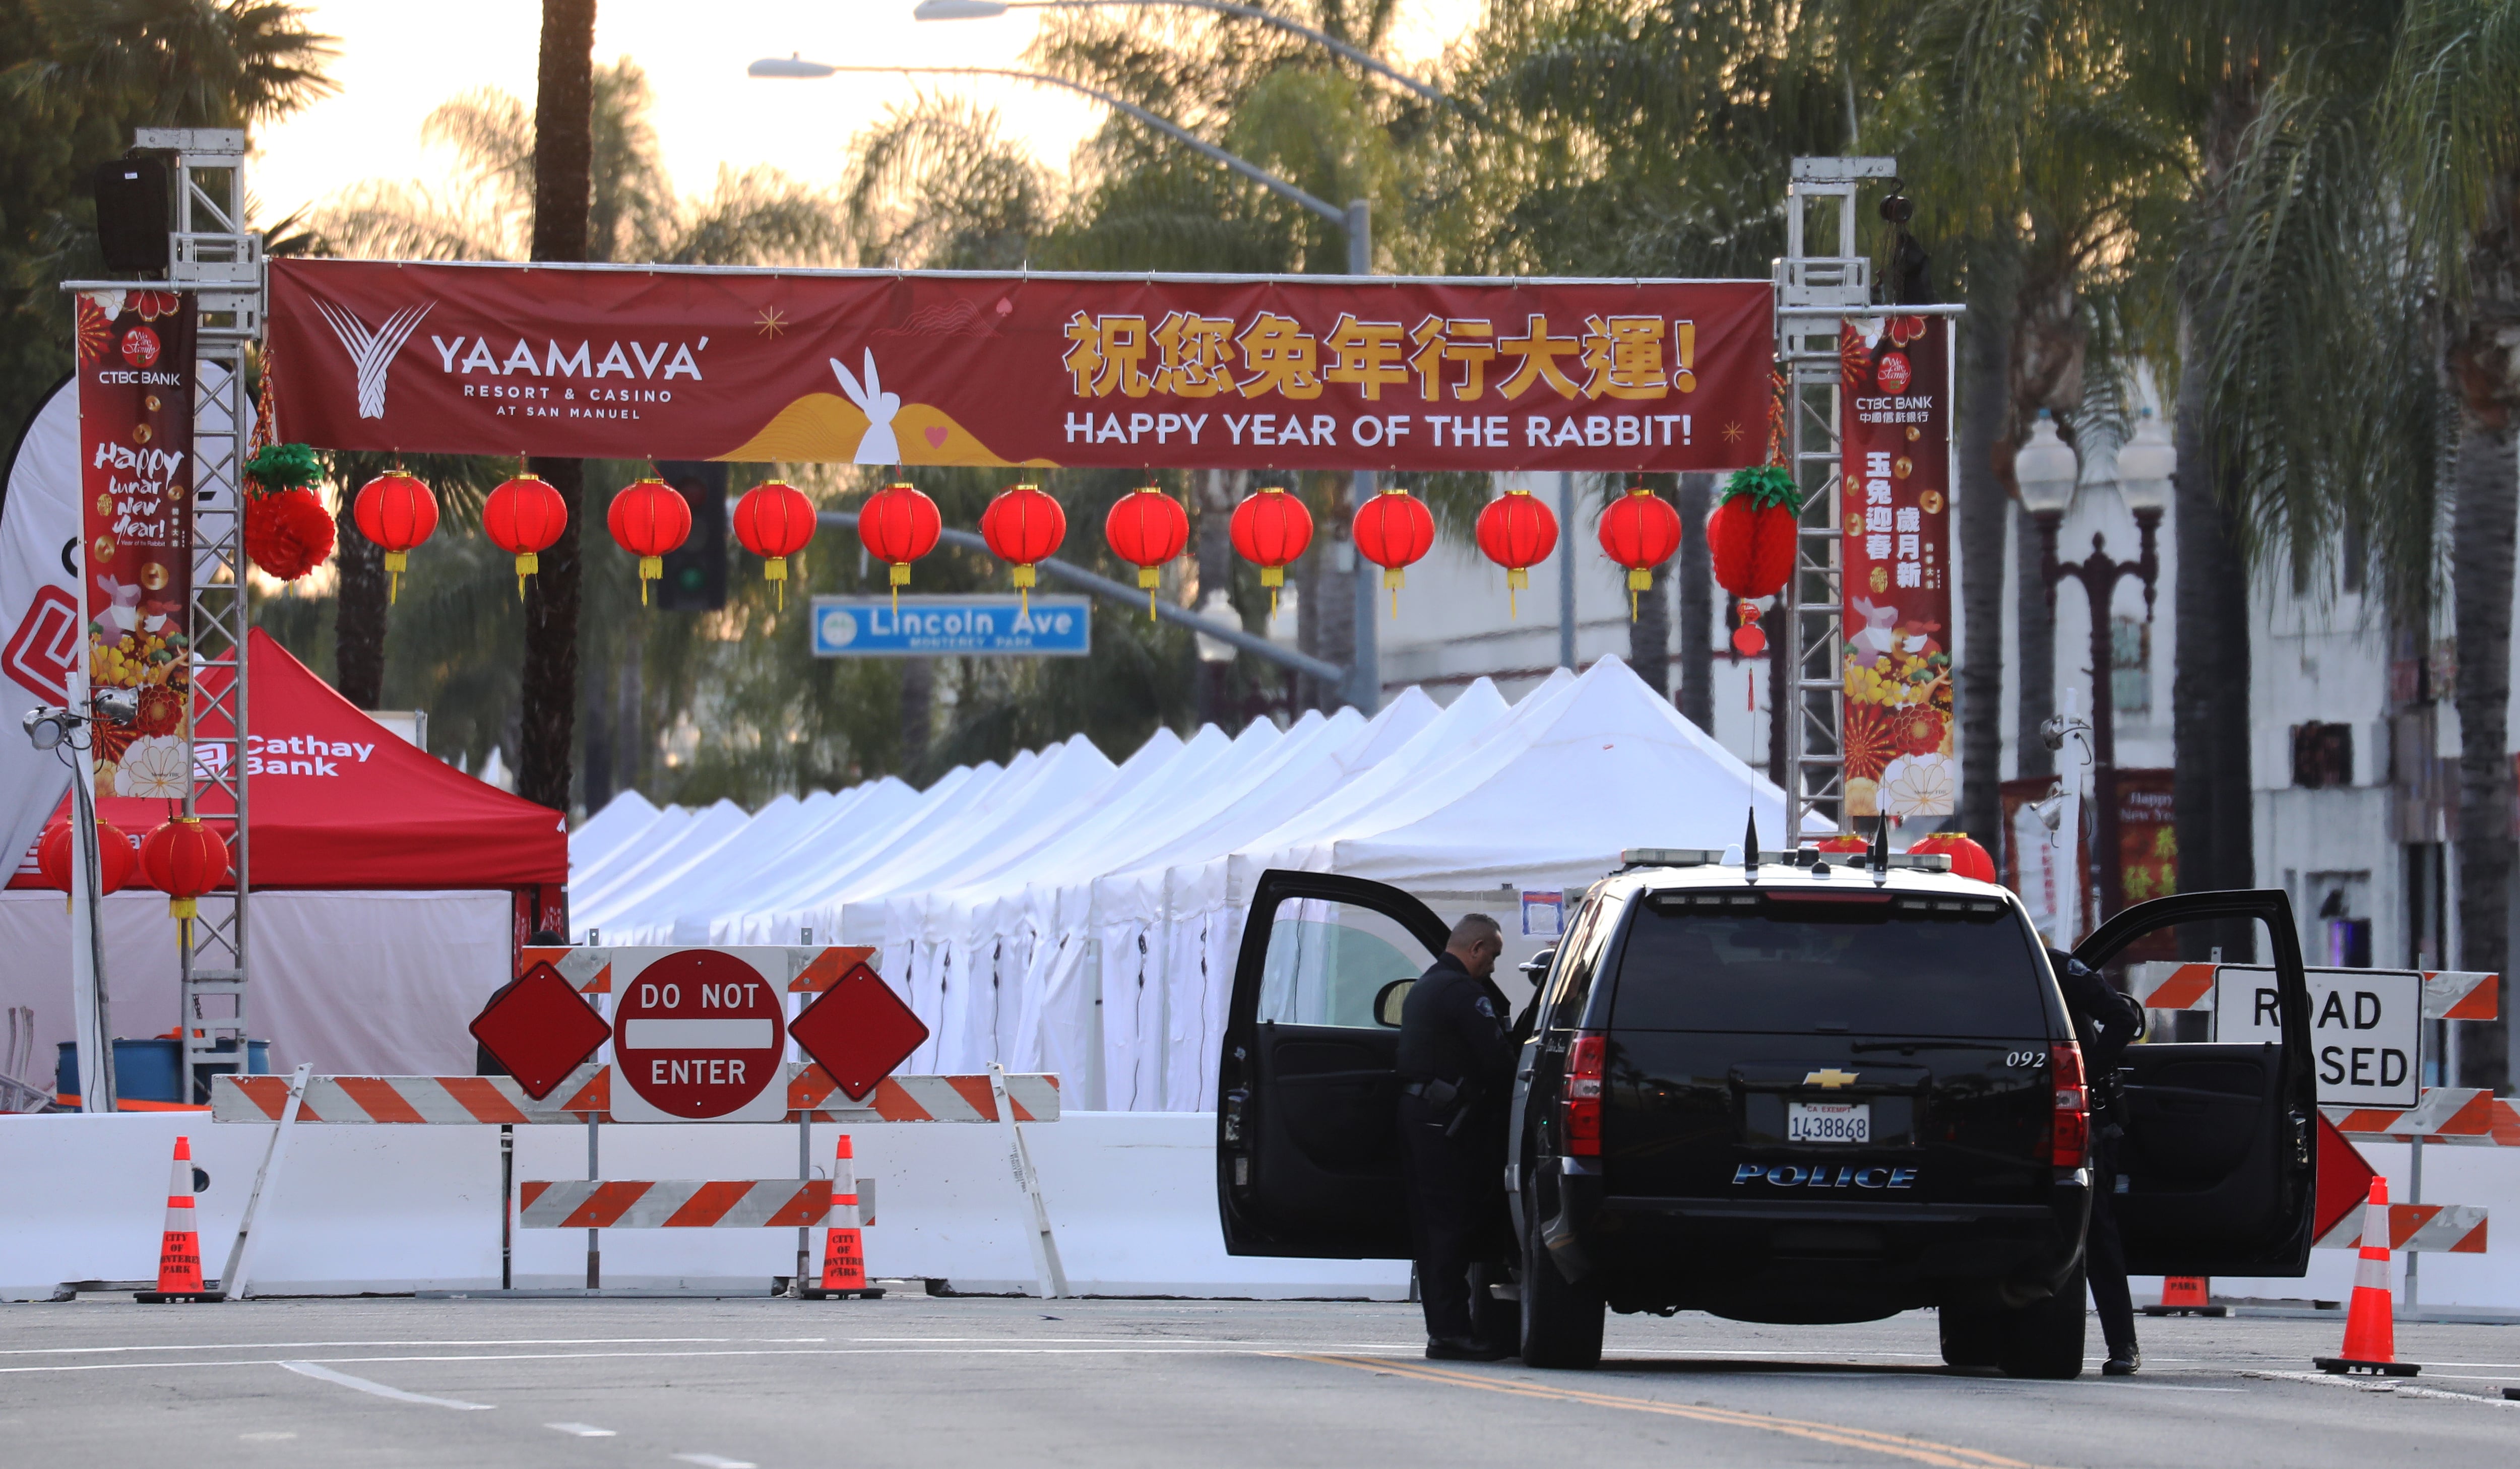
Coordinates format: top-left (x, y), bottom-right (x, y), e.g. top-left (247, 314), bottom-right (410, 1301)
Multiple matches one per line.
top-left (0, 1112), bottom-right (1408, 1301)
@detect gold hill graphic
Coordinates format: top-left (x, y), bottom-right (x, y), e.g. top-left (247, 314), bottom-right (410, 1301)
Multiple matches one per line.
top-left (717, 393), bottom-right (1055, 468)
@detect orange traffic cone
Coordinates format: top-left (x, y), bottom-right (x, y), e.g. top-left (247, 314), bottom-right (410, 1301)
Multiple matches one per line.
top-left (136, 1135), bottom-right (219, 1303)
top-left (2142, 1275), bottom-right (2228, 1317)
top-left (2315, 1177), bottom-right (2418, 1376)
top-left (802, 1133), bottom-right (883, 1301)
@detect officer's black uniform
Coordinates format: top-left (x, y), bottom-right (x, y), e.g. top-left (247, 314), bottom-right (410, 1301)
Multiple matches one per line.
top-left (1395, 949), bottom-right (1517, 1356)
top-left (2051, 947), bottom-right (2146, 1372)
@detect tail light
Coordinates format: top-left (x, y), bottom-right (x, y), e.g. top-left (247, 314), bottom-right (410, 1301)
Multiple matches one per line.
top-left (2045, 1041), bottom-right (2089, 1170)
top-left (1563, 1032), bottom-right (1607, 1157)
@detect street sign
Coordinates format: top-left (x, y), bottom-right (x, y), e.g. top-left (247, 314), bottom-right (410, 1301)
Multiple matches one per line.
top-left (789, 961), bottom-right (930, 1100)
top-left (610, 948), bottom-right (788, 1121)
top-left (810, 595), bottom-right (1090, 658)
top-left (467, 962), bottom-right (611, 1099)
top-left (2215, 965), bottom-right (2423, 1109)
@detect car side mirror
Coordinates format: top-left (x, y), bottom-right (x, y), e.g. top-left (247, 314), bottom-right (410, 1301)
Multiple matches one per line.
top-left (1519, 946), bottom-right (1558, 982)
top-left (1373, 977), bottom-right (1412, 1028)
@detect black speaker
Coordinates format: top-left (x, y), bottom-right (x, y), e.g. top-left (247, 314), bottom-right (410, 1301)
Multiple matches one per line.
top-left (92, 154), bottom-right (171, 274)
top-left (652, 461), bottom-right (727, 611)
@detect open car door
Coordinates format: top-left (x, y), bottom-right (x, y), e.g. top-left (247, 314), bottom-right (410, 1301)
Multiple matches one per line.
top-left (2071, 889), bottom-right (2317, 1278)
top-left (1218, 869), bottom-right (1450, 1258)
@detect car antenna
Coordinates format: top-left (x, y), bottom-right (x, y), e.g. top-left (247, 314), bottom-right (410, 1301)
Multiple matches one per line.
top-left (1743, 806), bottom-right (1760, 871)
top-left (1869, 810), bottom-right (1891, 885)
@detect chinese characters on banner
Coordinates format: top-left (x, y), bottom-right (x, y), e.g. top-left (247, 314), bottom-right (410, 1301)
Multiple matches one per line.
top-left (1840, 316), bottom-right (1952, 818)
top-left (75, 289), bottom-right (196, 800)
top-left (265, 260), bottom-right (1775, 472)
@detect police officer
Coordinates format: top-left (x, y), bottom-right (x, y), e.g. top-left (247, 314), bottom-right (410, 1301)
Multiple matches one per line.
top-left (1396, 913), bottom-right (1516, 1361)
top-left (2051, 946), bottom-right (2146, 1375)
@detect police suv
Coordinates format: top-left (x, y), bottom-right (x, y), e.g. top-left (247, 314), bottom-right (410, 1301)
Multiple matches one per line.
top-left (1216, 849), bottom-right (2317, 1375)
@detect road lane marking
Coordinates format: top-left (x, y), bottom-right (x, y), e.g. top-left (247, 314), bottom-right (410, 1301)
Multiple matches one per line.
top-left (548, 1423), bottom-right (619, 1437)
top-left (1292, 1355), bottom-right (2057, 1469)
top-left (672, 1455), bottom-right (757, 1468)
top-left (0, 1337), bottom-right (743, 1356)
top-left (2241, 1370), bottom-right (2520, 1407)
top-left (276, 1360), bottom-right (494, 1411)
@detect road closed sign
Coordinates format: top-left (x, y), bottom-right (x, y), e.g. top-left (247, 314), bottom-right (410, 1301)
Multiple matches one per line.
top-left (2214, 966), bottom-right (2422, 1109)
top-left (610, 948), bottom-right (789, 1122)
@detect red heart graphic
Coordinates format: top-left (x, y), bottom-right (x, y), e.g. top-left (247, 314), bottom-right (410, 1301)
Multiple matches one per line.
top-left (924, 426), bottom-right (949, 448)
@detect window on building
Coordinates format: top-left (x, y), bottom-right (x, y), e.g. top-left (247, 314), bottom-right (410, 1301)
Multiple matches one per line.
top-left (2110, 616), bottom-right (2151, 717)
top-left (2292, 722), bottom-right (2354, 788)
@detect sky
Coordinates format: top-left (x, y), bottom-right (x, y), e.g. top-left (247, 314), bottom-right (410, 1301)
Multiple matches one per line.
top-left (250, 0), bottom-right (1480, 229)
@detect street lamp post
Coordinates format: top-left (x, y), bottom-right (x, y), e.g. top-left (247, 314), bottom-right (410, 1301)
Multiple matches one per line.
top-left (911, 0), bottom-right (1454, 109)
top-left (2021, 408), bottom-right (2172, 923)
top-left (753, 54), bottom-right (1385, 711)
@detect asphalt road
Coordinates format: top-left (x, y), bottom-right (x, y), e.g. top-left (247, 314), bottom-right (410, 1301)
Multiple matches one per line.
top-left (3, 1294), bottom-right (2515, 1468)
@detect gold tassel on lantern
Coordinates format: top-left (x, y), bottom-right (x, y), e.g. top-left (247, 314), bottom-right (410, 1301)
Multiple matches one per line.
top-left (1139, 566), bottom-right (1160, 620)
top-left (1261, 566), bottom-right (1285, 618)
top-left (1627, 566), bottom-right (1652, 620)
top-left (1506, 566), bottom-right (1529, 620)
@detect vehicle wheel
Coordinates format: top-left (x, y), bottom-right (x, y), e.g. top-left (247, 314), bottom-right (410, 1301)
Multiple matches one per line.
top-left (1996, 1264), bottom-right (2087, 1380)
top-left (1520, 1229), bottom-right (1604, 1370)
top-left (1938, 1306), bottom-right (2003, 1369)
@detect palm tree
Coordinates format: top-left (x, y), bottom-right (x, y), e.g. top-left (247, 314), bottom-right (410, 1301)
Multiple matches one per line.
top-left (0, 0), bottom-right (335, 436)
top-left (2204, 0), bottom-right (2517, 1086)
top-left (519, 0), bottom-right (595, 816)
top-left (1884, 0), bottom-right (2189, 857)
top-left (2390, 0), bottom-right (2520, 1090)
top-left (308, 59), bottom-right (846, 794)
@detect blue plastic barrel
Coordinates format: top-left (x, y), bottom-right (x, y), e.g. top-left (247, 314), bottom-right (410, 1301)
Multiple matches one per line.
top-left (55, 1038), bottom-right (271, 1104)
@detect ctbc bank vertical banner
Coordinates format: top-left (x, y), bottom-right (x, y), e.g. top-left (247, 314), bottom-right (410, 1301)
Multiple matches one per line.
top-left (75, 289), bottom-right (196, 798)
top-left (1839, 316), bottom-right (1954, 819)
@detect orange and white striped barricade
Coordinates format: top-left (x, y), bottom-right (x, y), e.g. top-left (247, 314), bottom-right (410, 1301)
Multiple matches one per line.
top-left (2314, 1200), bottom-right (2488, 1255)
top-left (517, 1179), bottom-right (835, 1229)
top-left (213, 1067), bottom-right (1059, 1125)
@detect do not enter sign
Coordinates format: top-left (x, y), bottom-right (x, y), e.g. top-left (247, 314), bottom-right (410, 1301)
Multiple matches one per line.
top-left (611, 948), bottom-right (788, 1121)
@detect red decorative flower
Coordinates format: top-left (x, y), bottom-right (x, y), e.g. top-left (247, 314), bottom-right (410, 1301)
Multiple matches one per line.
top-left (130, 290), bottom-right (182, 322)
top-left (1894, 706), bottom-right (1946, 758)
top-left (74, 296), bottom-right (113, 365)
top-left (1844, 703), bottom-right (1896, 784)
top-left (135, 684), bottom-right (182, 737)
top-left (244, 487), bottom-right (336, 581)
top-left (1886, 314), bottom-right (1928, 347)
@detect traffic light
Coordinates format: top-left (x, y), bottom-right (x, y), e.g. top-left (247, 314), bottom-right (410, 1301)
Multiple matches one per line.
top-left (651, 460), bottom-right (726, 611)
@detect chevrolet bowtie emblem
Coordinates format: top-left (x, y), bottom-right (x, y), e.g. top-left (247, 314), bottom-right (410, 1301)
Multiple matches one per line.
top-left (1804, 1068), bottom-right (1859, 1089)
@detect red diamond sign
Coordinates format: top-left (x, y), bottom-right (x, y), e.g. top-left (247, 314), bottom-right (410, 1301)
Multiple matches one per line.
top-left (469, 961), bottom-right (612, 1099)
top-left (789, 962), bottom-right (929, 1101)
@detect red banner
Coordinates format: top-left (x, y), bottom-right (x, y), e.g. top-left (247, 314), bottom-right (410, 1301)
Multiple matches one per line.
top-left (75, 288), bottom-right (196, 799)
top-left (265, 260), bottom-right (1774, 472)
top-left (1840, 315), bottom-right (1953, 819)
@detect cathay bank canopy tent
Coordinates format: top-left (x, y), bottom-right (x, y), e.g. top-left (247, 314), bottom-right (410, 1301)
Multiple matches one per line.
top-left (576, 657), bottom-right (1812, 1111)
top-left (0, 630), bottom-right (568, 1079)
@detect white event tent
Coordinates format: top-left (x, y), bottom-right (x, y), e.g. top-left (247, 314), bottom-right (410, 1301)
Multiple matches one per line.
top-left (574, 657), bottom-right (1813, 1112)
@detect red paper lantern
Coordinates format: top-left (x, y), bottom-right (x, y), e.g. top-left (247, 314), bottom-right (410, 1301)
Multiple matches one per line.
top-left (139, 815), bottom-right (232, 947)
top-left (1598, 484), bottom-right (1682, 620)
top-left (1909, 831), bottom-right (1997, 883)
top-left (1229, 486), bottom-right (1314, 616)
top-left (36, 818), bottom-right (137, 904)
top-left (1474, 487), bottom-right (1559, 618)
top-left (1708, 497), bottom-right (1797, 600)
top-left (483, 472), bottom-right (569, 595)
top-left (1103, 486), bottom-right (1188, 619)
top-left (1707, 464), bottom-right (1801, 607)
top-left (352, 471), bottom-right (439, 604)
top-left (1352, 488), bottom-right (1435, 616)
top-left (1814, 834), bottom-right (1870, 855)
top-left (980, 483), bottom-right (1066, 610)
top-left (732, 480), bottom-right (817, 608)
top-left (243, 487), bottom-right (336, 581)
top-left (857, 481), bottom-right (941, 606)
top-left (606, 478), bottom-right (694, 605)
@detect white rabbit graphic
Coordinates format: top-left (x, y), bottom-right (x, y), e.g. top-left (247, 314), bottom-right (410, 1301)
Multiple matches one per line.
top-left (94, 573), bottom-right (144, 637)
top-left (1850, 596), bottom-right (1900, 668)
top-left (829, 349), bottom-right (901, 465)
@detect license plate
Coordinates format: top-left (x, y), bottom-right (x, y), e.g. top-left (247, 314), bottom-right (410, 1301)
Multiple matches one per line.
top-left (1787, 1101), bottom-right (1870, 1144)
